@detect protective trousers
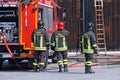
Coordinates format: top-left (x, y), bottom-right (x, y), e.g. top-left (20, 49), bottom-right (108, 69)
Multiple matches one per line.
top-left (84, 53), bottom-right (95, 74)
top-left (56, 51), bottom-right (68, 72)
top-left (33, 51), bottom-right (48, 72)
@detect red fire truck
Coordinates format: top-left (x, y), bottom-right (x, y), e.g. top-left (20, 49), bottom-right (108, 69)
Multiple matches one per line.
top-left (0, 0), bottom-right (63, 69)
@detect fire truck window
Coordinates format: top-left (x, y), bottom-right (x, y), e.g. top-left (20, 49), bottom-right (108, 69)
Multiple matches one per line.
top-left (42, 7), bottom-right (53, 30)
top-left (38, 8), bottom-right (43, 21)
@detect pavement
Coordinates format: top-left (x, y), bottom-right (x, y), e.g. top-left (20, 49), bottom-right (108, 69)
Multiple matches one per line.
top-left (0, 51), bottom-right (120, 80)
top-left (67, 51), bottom-right (120, 66)
top-left (0, 62), bottom-right (120, 80)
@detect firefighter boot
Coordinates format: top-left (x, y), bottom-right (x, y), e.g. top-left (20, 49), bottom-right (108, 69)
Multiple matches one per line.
top-left (85, 66), bottom-right (89, 73)
top-left (34, 65), bottom-right (38, 72)
top-left (39, 65), bottom-right (44, 72)
top-left (64, 64), bottom-right (69, 72)
top-left (58, 65), bottom-right (62, 72)
top-left (33, 62), bottom-right (38, 72)
top-left (88, 66), bottom-right (95, 73)
top-left (85, 66), bottom-right (95, 74)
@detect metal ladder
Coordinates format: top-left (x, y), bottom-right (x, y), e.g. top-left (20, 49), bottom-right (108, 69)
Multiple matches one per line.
top-left (94, 0), bottom-right (106, 52)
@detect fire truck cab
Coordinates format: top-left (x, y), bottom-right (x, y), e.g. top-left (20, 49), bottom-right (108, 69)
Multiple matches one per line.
top-left (0, 0), bottom-right (60, 69)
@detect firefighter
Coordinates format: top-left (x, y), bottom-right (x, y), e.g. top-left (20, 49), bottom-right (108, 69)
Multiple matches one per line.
top-left (51, 21), bottom-right (69, 72)
top-left (80, 22), bottom-right (99, 74)
top-left (32, 20), bottom-right (49, 72)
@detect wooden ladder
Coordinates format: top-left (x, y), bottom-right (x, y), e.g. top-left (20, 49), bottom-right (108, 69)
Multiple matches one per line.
top-left (94, 0), bottom-right (106, 52)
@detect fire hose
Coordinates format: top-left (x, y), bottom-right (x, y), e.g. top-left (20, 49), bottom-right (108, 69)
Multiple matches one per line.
top-left (2, 32), bottom-right (23, 70)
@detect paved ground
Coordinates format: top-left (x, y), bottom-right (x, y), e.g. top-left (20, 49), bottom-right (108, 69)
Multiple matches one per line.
top-left (0, 62), bottom-right (120, 80)
top-left (68, 52), bottom-right (120, 64)
top-left (0, 51), bottom-right (120, 80)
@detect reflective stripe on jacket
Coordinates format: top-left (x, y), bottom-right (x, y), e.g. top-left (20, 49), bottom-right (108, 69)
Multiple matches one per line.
top-left (32, 29), bottom-right (49, 51)
top-left (81, 31), bottom-right (97, 53)
top-left (55, 33), bottom-right (67, 51)
top-left (51, 29), bottom-right (69, 51)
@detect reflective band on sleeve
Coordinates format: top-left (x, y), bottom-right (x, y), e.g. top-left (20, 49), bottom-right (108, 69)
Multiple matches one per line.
top-left (93, 44), bottom-right (97, 47)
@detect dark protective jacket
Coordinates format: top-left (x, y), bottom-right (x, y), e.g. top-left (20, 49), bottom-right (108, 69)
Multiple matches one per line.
top-left (51, 29), bottom-right (69, 51)
top-left (80, 30), bottom-right (97, 53)
top-left (32, 28), bottom-right (49, 51)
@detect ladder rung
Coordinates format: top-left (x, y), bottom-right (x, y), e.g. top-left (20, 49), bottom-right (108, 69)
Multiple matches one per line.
top-left (97, 29), bottom-right (104, 31)
top-left (97, 32), bottom-right (105, 34)
top-left (97, 37), bottom-right (105, 39)
top-left (96, 0), bottom-right (102, 1)
top-left (97, 29), bottom-right (104, 30)
top-left (98, 48), bottom-right (106, 51)
top-left (97, 33), bottom-right (105, 34)
top-left (96, 14), bottom-right (103, 16)
top-left (96, 5), bottom-right (102, 6)
top-left (97, 38), bottom-right (105, 39)
top-left (96, 24), bottom-right (103, 25)
top-left (97, 43), bottom-right (105, 45)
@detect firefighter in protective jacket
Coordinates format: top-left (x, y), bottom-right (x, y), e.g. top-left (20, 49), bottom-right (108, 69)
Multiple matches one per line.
top-left (32, 20), bottom-right (49, 72)
top-left (80, 22), bottom-right (98, 74)
top-left (51, 21), bottom-right (69, 72)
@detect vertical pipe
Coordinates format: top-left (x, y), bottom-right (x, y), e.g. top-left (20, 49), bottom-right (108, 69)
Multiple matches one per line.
top-left (82, 0), bottom-right (85, 32)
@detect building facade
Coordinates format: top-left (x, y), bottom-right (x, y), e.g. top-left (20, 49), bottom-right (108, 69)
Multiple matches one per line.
top-left (56, 0), bottom-right (120, 51)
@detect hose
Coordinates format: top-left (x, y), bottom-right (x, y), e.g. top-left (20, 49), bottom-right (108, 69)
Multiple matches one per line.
top-left (2, 32), bottom-right (23, 70)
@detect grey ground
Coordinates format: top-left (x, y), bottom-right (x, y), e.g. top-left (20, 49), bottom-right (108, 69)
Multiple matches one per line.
top-left (0, 52), bottom-right (120, 80)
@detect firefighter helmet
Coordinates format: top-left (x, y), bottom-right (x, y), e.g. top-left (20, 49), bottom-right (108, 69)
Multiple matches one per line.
top-left (58, 22), bottom-right (64, 29)
top-left (87, 22), bottom-right (94, 30)
top-left (38, 20), bottom-right (44, 29)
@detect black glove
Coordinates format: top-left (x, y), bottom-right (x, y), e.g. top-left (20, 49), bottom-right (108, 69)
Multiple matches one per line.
top-left (94, 49), bottom-right (99, 54)
top-left (51, 46), bottom-right (55, 51)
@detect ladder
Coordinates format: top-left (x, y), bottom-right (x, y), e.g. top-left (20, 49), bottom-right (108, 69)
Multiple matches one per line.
top-left (94, 0), bottom-right (106, 52)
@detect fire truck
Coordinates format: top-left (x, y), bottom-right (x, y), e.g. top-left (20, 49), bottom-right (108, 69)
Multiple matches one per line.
top-left (0, 0), bottom-right (64, 69)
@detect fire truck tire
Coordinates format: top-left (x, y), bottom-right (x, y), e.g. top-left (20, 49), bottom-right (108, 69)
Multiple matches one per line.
top-left (0, 60), bottom-right (3, 70)
top-left (8, 59), bottom-right (22, 64)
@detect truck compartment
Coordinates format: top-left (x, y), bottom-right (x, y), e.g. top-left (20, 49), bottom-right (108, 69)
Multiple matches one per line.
top-left (0, 7), bottom-right (19, 44)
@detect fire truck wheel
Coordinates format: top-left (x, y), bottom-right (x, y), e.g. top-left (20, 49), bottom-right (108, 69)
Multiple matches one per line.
top-left (0, 60), bottom-right (3, 70)
top-left (8, 59), bottom-right (22, 64)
